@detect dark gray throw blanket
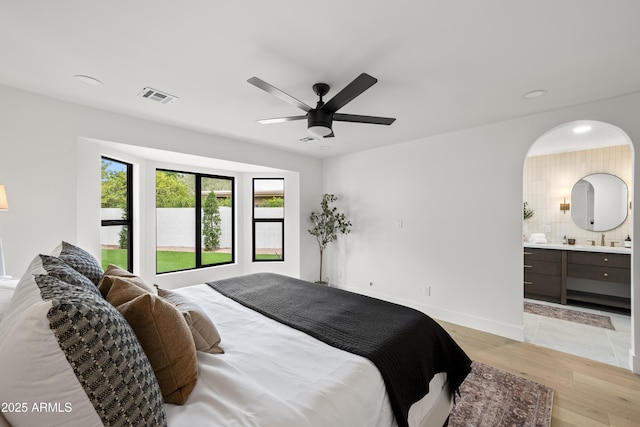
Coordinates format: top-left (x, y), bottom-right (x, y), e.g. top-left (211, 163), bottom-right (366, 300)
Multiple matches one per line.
top-left (207, 273), bottom-right (471, 427)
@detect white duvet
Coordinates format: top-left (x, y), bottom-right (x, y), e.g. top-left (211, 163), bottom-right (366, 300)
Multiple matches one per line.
top-left (166, 284), bottom-right (450, 427)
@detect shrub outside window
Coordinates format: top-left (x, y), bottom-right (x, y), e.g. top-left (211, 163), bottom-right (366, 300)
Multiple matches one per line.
top-left (156, 169), bottom-right (234, 274)
top-left (101, 157), bottom-right (133, 272)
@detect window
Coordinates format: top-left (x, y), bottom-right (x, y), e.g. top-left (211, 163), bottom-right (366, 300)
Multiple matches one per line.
top-left (253, 178), bottom-right (284, 261)
top-left (156, 169), bottom-right (234, 273)
top-left (101, 157), bottom-right (133, 272)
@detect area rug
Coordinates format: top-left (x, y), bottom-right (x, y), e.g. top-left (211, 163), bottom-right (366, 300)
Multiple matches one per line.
top-left (524, 301), bottom-right (615, 330)
top-left (448, 361), bottom-right (553, 427)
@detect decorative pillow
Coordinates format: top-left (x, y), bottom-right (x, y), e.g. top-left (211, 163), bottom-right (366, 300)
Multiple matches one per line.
top-left (51, 241), bottom-right (104, 285)
top-left (158, 287), bottom-right (224, 354)
top-left (98, 264), bottom-right (157, 297)
top-left (39, 254), bottom-right (102, 297)
top-left (0, 411), bottom-right (10, 427)
top-left (0, 274), bottom-right (167, 427)
top-left (105, 277), bottom-right (198, 404)
top-left (0, 280), bottom-right (17, 324)
top-left (4, 254), bottom-right (102, 321)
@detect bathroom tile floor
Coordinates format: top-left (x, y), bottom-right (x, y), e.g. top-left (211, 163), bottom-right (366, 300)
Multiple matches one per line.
top-left (524, 298), bottom-right (631, 369)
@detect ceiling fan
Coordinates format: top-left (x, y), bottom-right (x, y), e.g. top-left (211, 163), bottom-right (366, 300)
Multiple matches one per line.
top-left (247, 73), bottom-right (396, 139)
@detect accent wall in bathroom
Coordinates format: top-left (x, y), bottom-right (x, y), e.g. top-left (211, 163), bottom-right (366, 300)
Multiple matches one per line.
top-left (523, 144), bottom-right (632, 246)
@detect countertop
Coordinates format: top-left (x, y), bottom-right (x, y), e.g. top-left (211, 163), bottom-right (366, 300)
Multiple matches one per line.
top-left (524, 242), bottom-right (631, 254)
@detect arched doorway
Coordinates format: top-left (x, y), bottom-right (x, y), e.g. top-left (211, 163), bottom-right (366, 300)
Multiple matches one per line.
top-left (523, 120), bottom-right (634, 369)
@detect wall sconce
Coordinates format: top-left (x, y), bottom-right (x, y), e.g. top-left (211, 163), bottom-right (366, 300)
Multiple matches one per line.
top-left (560, 197), bottom-right (570, 214)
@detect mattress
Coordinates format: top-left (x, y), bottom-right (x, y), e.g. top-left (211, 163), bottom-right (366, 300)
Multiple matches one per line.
top-left (165, 284), bottom-right (452, 427)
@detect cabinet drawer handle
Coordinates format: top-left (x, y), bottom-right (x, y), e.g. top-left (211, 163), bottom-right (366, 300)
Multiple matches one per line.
top-left (604, 257), bottom-right (609, 262)
top-left (524, 265), bottom-right (532, 268)
top-left (603, 272), bottom-right (609, 277)
top-left (523, 252), bottom-right (532, 255)
top-left (524, 281), bottom-right (533, 285)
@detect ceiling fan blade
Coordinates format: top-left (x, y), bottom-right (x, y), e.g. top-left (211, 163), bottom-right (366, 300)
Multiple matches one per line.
top-left (257, 115), bottom-right (307, 124)
top-left (248, 77), bottom-right (312, 112)
top-left (321, 73), bottom-right (378, 113)
top-left (333, 113), bottom-right (396, 125)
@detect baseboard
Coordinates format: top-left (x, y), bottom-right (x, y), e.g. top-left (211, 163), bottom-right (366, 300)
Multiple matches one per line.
top-left (336, 284), bottom-right (525, 342)
top-left (631, 349), bottom-right (640, 375)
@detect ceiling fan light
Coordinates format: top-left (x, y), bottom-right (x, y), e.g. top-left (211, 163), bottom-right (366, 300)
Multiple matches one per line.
top-left (308, 125), bottom-right (332, 137)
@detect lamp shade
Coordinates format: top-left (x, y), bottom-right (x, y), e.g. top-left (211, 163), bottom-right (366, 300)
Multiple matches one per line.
top-left (0, 185), bottom-right (7, 210)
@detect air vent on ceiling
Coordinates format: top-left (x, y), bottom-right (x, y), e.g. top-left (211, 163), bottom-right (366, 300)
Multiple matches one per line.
top-left (138, 87), bottom-right (178, 104)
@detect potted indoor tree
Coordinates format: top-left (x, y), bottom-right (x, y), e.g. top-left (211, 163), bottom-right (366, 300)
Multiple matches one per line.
top-left (308, 194), bottom-right (352, 285)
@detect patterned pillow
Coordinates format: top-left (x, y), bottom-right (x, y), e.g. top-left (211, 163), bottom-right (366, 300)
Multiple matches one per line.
top-left (4, 254), bottom-right (101, 321)
top-left (39, 254), bottom-right (102, 297)
top-left (0, 272), bottom-right (167, 426)
top-left (51, 241), bottom-right (104, 285)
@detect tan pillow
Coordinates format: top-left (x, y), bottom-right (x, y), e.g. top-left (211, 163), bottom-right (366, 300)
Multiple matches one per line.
top-left (158, 288), bottom-right (224, 354)
top-left (105, 278), bottom-right (198, 405)
top-left (98, 264), bottom-right (157, 297)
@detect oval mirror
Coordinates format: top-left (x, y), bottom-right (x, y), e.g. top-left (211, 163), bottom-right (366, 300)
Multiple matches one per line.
top-left (570, 173), bottom-right (628, 231)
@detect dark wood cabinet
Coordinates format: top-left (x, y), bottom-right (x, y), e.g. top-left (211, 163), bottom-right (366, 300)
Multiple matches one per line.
top-left (524, 246), bottom-right (630, 310)
top-left (566, 251), bottom-right (631, 309)
top-left (523, 248), bottom-right (565, 303)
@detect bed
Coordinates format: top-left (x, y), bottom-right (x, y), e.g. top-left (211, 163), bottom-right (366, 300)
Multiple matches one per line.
top-left (0, 243), bottom-right (471, 427)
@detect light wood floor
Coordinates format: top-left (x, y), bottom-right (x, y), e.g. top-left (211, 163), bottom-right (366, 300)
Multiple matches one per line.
top-left (440, 320), bottom-right (640, 427)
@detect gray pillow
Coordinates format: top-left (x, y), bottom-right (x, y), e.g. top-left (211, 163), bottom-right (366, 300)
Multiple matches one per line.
top-left (52, 241), bottom-right (104, 285)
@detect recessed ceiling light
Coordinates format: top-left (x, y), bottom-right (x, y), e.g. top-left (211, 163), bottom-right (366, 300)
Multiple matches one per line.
top-left (573, 125), bottom-right (592, 134)
top-left (523, 89), bottom-right (547, 99)
top-left (74, 75), bottom-right (103, 86)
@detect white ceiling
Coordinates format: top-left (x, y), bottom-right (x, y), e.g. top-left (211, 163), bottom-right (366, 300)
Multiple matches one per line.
top-left (1, 1), bottom-right (639, 159)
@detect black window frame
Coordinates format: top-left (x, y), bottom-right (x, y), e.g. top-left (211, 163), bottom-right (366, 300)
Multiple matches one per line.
top-left (101, 156), bottom-right (134, 272)
top-left (156, 168), bottom-right (235, 274)
top-left (252, 178), bottom-right (284, 262)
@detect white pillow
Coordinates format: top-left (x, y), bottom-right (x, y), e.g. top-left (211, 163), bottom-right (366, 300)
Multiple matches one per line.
top-left (0, 280), bottom-right (17, 324)
top-left (3, 254), bottom-right (100, 322)
top-left (0, 264), bottom-right (167, 426)
top-left (0, 411), bottom-right (11, 427)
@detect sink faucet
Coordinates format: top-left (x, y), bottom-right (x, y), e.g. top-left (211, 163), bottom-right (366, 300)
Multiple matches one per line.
top-left (601, 233), bottom-right (605, 246)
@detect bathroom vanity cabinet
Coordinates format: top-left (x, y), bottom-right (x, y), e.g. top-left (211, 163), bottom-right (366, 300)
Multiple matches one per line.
top-left (523, 244), bottom-right (631, 310)
top-left (523, 248), bottom-right (565, 304)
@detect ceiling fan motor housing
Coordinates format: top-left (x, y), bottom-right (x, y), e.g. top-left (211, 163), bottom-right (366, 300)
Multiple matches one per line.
top-left (307, 109), bottom-right (333, 129)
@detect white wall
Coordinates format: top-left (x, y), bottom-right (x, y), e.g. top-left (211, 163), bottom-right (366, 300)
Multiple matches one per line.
top-left (322, 93), bottom-right (640, 374)
top-left (2, 82), bottom-right (639, 373)
top-left (0, 84), bottom-right (322, 286)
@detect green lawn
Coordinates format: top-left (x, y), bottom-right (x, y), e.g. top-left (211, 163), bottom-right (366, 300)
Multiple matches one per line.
top-left (101, 248), bottom-right (128, 271)
top-left (255, 254), bottom-right (283, 260)
top-left (102, 249), bottom-right (233, 273)
top-left (156, 251), bottom-right (232, 273)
